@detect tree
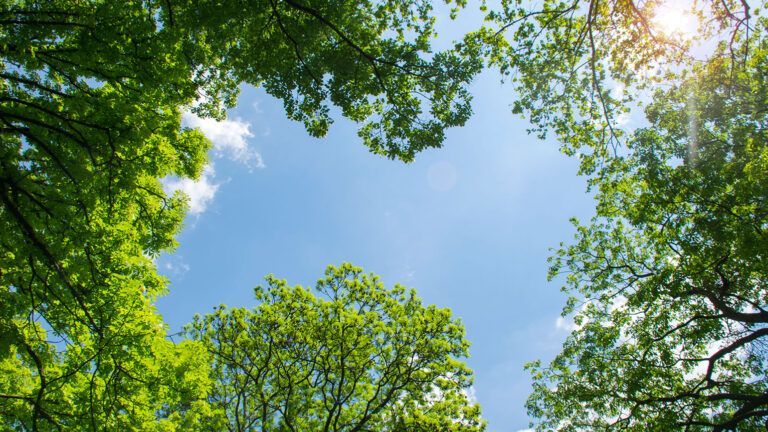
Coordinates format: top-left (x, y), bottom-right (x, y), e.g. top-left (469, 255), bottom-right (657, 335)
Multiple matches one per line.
top-left (462, 0), bottom-right (767, 429)
top-left (470, 0), bottom-right (754, 173)
top-left (525, 15), bottom-right (768, 431)
top-left (1, 1), bottom-right (212, 428)
top-left (187, 263), bottom-right (485, 432)
top-left (0, 1), bottom-right (480, 429)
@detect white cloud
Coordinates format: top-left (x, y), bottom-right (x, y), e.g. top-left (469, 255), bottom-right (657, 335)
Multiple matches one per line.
top-left (555, 316), bottom-right (577, 332)
top-left (609, 295), bottom-right (628, 312)
top-left (615, 112), bottom-right (630, 126)
top-left (163, 110), bottom-right (263, 216)
top-left (163, 165), bottom-right (219, 215)
top-left (182, 111), bottom-right (264, 170)
top-left (161, 255), bottom-right (191, 276)
top-left (554, 300), bottom-right (599, 333)
top-left (462, 385), bottom-right (478, 404)
top-left (611, 83), bottom-right (625, 100)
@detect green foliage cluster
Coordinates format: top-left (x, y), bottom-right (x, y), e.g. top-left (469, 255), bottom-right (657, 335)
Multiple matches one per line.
top-left (470, 0), bottom-right (752, 173)
top-left (529, 34), bottom-right (768, 429)
top-left (3, 0), bottom-right (767, 430)
top-left (470, 0), bottom-right (768, 429)
top-left (0, 0), bottom-right (482, 430)
top-left (1, 1), bottom-right (212, 427)
top-left (188, 263), bottom-right (484, 432)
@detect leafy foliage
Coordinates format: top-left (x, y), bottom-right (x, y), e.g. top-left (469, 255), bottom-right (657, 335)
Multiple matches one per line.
top-left (188, 264), bottom-right (485, 432)
top-left (461, 0), bottom-right (768, 429)
top-left (471, 0), bottom-right (754, 173)
top-left (526, 14), bottom-right (768, 432)
top-left (0, 2), bottom-right (211, 427)
top-left (170, 0), bottom-right (482, 159)
top-left (0, 0), bottom-right (480, 429)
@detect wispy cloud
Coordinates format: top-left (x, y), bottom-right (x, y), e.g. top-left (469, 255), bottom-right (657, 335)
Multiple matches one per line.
top-left (554, 316), bottom-right (577, 332)
top-left (163, 165), bottom-right (219, 215)
top-left (162, 111), bottom-right (263, 216)
top-left (161, 254), bottom-right (191, 276)
top-left (182, 111), bottom-right (264, 170)
top-left (462, 385), bottom-right (478, 404)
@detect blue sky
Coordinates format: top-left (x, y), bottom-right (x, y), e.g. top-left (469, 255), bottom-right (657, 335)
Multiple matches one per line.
top-left (156, 9), bottom-right (599, 431)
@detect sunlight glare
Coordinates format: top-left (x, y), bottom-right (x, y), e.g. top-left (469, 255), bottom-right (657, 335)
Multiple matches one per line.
top-left (652, 2), bottom-right (697, 39)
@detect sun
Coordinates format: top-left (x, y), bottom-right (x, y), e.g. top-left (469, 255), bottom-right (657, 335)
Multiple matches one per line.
top-left (652, 2), bottom-right (697, 39)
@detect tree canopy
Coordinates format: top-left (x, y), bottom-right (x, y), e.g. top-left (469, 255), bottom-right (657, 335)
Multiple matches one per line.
top-left (528, 44), bottom-right (768, 429)
top-left (188, 263), bottom-right (484, 432)
top-left (0, 0), bottom-right (480, 429)
top-left (483, 1), bottom-right (768, 430)
top-left (3, 0), bottom-right (767, 430)
top-left (472, 0), bottom-right (755, 173)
